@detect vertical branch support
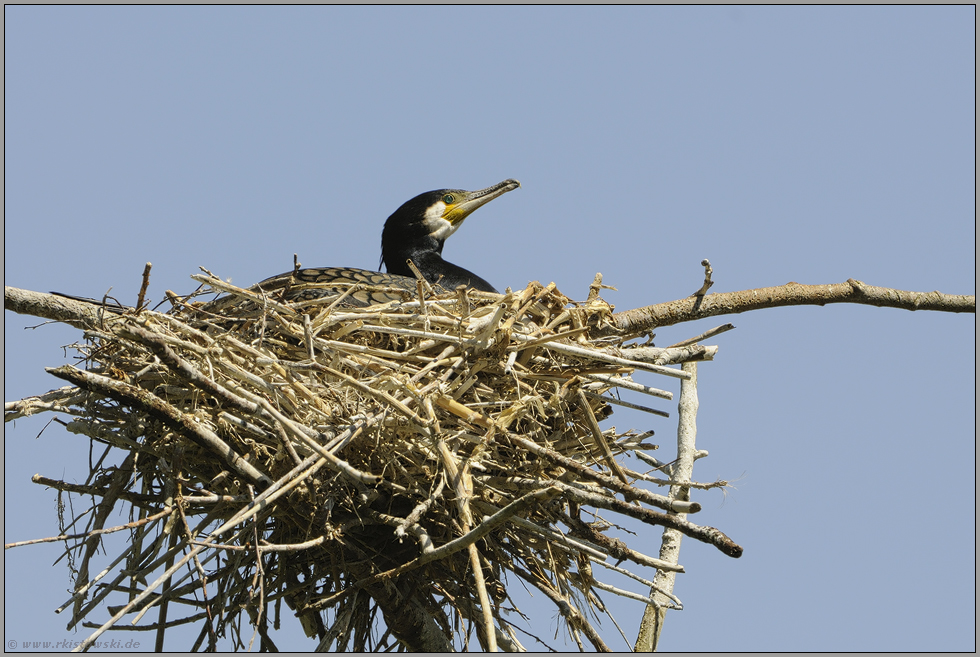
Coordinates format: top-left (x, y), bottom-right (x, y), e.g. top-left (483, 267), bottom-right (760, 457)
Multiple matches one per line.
top-left (635, 360), bottom-right (699, 652)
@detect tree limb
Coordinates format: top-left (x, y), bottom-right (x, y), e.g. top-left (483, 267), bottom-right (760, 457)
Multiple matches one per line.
top-left (604, 279), bottom-right (975, 336)
top-left (5, 286), bottom-right (130, 330)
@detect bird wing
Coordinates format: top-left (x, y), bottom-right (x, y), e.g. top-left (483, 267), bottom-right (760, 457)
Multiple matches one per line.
top-left (256, 266), bottom-right (421, 307)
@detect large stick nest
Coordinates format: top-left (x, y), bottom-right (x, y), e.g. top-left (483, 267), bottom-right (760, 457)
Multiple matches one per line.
top-left (6, 271), bottom-right (740, 651)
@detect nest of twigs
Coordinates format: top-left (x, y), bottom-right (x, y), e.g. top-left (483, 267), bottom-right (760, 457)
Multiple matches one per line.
top-left (6, 271), bottom-right (741, 651)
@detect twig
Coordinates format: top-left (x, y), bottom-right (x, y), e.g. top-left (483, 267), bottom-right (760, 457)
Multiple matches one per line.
top-left (503, 435), bottom-right (693, 514)
top-left (4, 506), bottom-right (172, 549)
top-left (667, 323), bottom-right (735, 348)
top-left (553, 479), bottom-right (740, 558)
top-left (588, 555), bottom-right (684, 608)
top-left (510, 563), bottom-right (611, 652)
top-left (512, 335), bottom-right (691, 380)
top-left (583, 389), bottom-right (670, 418)
top-left (577, 389), bottom-right (631, 483)
top-left (136, 262), bottom-right (153, 311)
top-left (692, 259), bottom-right (714, 297)
top-left (562, 512), bottom-right (684, 573)
top-left (579, 373), bottom-right (673, 400)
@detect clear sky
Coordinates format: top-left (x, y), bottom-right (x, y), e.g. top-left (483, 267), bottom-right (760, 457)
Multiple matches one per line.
top-left (4, 6), bottom-right (975, 652)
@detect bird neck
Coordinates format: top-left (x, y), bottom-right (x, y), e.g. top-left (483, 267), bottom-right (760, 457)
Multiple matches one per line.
top-left (382, 234), bottom-right (442, 275)
top-left (383, 242), bottom-right (497, 294)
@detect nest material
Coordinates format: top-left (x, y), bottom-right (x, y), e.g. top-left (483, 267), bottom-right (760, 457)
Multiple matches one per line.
top-left (7, 272), bottom-right (738, 651)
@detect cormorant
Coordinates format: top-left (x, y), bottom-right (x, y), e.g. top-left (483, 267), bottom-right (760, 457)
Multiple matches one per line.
top-left (243, 178), bottom-right (519, 307)
top-left (52, 179), bottom-right (519, 311)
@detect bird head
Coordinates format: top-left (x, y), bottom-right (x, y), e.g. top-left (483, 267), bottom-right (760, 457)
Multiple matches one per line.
top-left (381, 179), bottom-right (520, 267)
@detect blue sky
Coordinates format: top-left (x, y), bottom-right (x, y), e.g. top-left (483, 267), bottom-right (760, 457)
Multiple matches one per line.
top-left (4, 6), bottom-right (975, 652)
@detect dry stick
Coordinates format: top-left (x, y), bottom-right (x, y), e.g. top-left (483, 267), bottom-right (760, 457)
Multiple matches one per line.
top-left (132, 498), bottom-right (213, 629)
top-left (621, 464), bottom-right (728, 491)
top-left (61, 415), bottom-right (146, 453)
top-left (45, 365), bottom-right (272, 489)
top-left (611, 344), bottom-right (719, 367)
top-left (136, 262), bottom-right (153, 311)
top-left (667, 323), bottom-right (735, 349)
top-left (79, 612), bottom-right (209, 632)
top-left (506, 326), bottom-right (591, 351)
top-left (359, 508), bottom-right (435, 555)
top-left (560, 512), bottom-right (684, 573)
top-left (4, 506), bottom-right (172, 549)
top-left (582, 389), bottom-right (670, 418)
top-left (272, 420), bottom-right (305, 468)
top-left (314, 336), bottom-right (430, 361)
top-left (471, 502), bottom-right (611, 562)
top-left (512, 335), bottom-right (691, 380)
top-left (216, 375), bottom-right (381, 485)
top-left (152, 310), bottom-right (217, 347)
top-left (121, 326), bottom-right (262, 418)
top-left (410, 344), bottom-right (458, 383)
top-left (405, 258), bottom-right (437, 298)
top-left (5, 286), bottom-right (131, 330)
top-left (5, 385), bottom-right (88, 420)
top-left (577, 389), bottom-right (631, 484)
top-left (588, 554), bottom-right (684, 608)
top-left (175, 504), bottom-right (218, 649)
top-left (460, 477), bottom-right (497, 652)
top-left (635, 361), bottom-right (700, 652)
top-left (579, 373), bottom-right (673, 400)
top-left (605, 279), bottom-right (976, 336)
top-left (503, 434), bottom-right (694, 514)
top-left (578, 575), bottom-right (660, 607)
top-left (509, 562), bottom-right (611, 652)
top-left (154, 524), bottom-right (181, 651)
top-left (63, 509), bottom-right (220, 629)
top-left (432, 393), bottom-right (495, 429)
top-left (312, 362), bottom-right (430, 428)
top-left (254, 397), bottom-right (380, 484)
top-left (187, 274), bottom-right (298, 316)
top-left (246, 485), bottom-right (267, 652)
top-left (73, 451), bottom-right (136, 622)
top-left (396, 473), bottom-right (447, 542)
top-left (550, 479), bottom-right (739, 558)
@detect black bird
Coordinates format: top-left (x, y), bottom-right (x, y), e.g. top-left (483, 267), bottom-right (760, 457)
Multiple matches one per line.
top-left (241, 178), bottom-right (520, 307)
top-left (52, 179), bottom-right (519, 312)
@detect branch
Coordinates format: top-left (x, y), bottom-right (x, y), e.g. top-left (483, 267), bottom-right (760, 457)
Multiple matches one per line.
top-left (635, 360), bottom-right (700, 651)
top-left (5, 286), bottom-right (126, 330)
top-left (605, 279), bottom-right (975, 336)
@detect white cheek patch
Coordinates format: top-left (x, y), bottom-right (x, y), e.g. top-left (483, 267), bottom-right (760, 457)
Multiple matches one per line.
top-left (423, 201), bottom-right (462, 241)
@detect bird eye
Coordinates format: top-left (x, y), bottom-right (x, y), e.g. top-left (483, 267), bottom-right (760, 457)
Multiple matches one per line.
top-left (442, 194), bottom-right (455, 204)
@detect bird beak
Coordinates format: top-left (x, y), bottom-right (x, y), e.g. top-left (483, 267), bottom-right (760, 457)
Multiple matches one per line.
top-left (444, 179), bottom-right (521, 226)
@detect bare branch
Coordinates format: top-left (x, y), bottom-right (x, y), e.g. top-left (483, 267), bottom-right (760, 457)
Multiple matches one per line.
top-left (636, 360), bottom-right (701, 651)
top-left (5, 286), bottom-right (129, 329)
top-left (605, 279), bottom-right (975, 336)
